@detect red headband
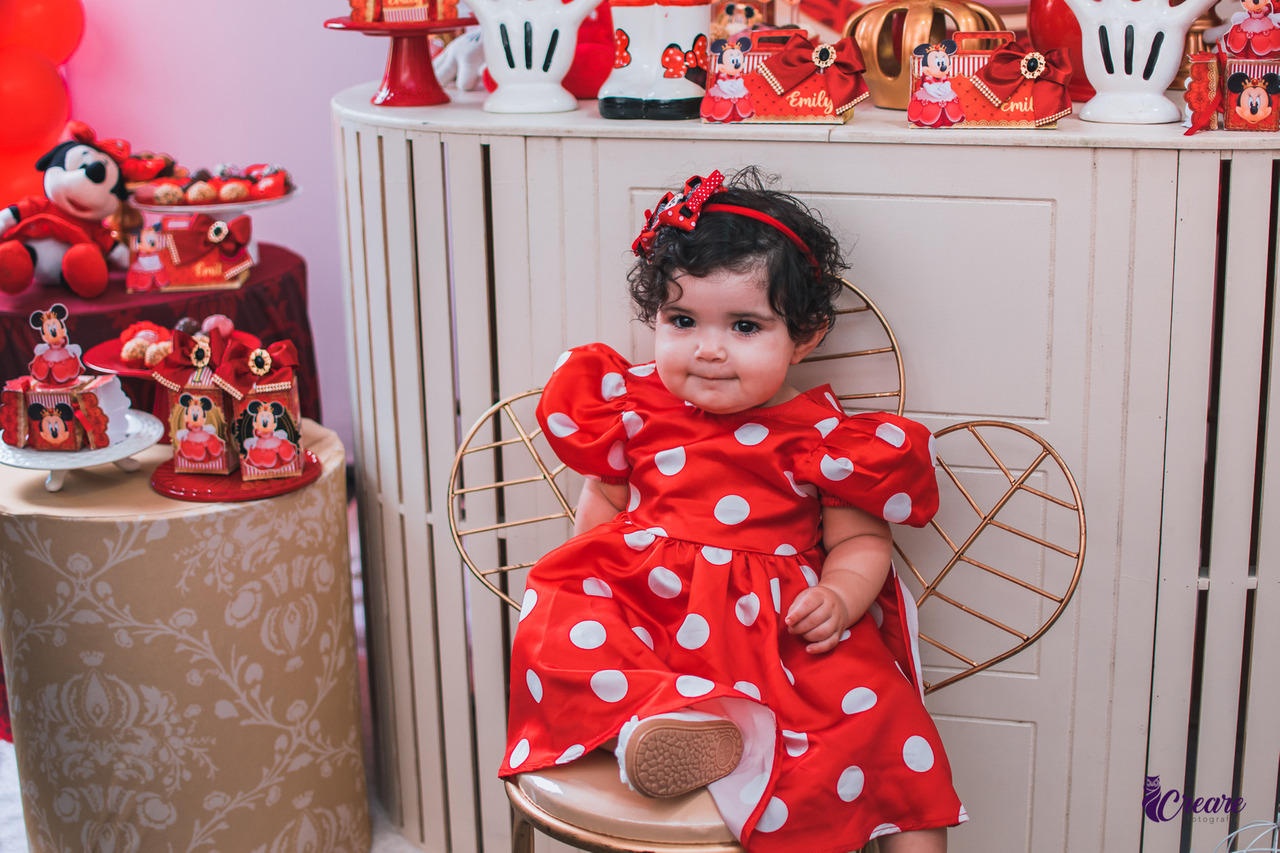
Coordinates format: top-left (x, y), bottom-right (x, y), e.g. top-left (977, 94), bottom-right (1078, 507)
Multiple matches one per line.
top-left (632, 170), bottom-right (821, 278)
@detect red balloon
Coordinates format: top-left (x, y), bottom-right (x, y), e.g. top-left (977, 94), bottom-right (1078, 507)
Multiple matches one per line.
top-left (0, 0), bottom-right (84, 65)
top-left (0, 145), bottom-right (46, 205)
top-left (0, 46), bottom-right (69, 152)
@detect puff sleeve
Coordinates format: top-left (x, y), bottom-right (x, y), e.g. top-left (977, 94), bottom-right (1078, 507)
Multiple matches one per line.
top-left (535, 343), bottom-right (634, 484)
top-left (798, 413), bottom-right (939, 527)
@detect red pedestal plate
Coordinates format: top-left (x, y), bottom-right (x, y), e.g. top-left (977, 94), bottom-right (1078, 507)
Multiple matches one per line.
top-left (325, 15), bottom-right (478, 106)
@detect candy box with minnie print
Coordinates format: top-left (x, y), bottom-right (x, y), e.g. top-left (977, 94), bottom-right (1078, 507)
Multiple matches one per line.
top-left (1221, 57), bottom-right (1280, 130)
top-left (1183, 54), bottom-right (1280, 131)
top-left (701, 29), bottom-right (870, 124)
top-left (152, 330), bottom-right (239, 475)
top-left (906, 32), bottom-right (1073, 128)
top-left (0, 304), bottom-right (130, 451)
top-left (1, 375), bottom-right (130, 451)
top-left (214, 339), bottom-right (304, 481)
top-left (155, 213), bottom-right (254, 292)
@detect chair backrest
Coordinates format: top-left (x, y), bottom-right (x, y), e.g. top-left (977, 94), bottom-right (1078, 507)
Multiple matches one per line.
top-left (895, 420), bottom-right (1085, 694)
top-left (794, 279), bottom-right (906, 417)
top-left (446, 284), bottom-right (1085, 693)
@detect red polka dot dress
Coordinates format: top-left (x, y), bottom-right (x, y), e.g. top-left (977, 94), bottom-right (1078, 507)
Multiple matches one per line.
top-left (502, 344), bottom-right (967, 852)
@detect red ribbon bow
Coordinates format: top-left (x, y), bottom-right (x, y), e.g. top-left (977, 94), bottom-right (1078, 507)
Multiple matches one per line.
top-left (632, 171), bottom-right (725, 258)
top-left (760, 35), bottom-right (870, 116)
top-left (66, 121), bottom-right (131, 164)
top-left (972, 41), bottom-right (1073, 123)
top-left (167, 214), bottom-right (253, 265)
top-left (152, 328), bottom-right (230, 388)
top-left (215, 339), bottom-right (299, 398)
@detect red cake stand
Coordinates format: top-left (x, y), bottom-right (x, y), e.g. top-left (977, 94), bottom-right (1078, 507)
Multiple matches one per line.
top-left (325, 15), bottom-right (478, 106)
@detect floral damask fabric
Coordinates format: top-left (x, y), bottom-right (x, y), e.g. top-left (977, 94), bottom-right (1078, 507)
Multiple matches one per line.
top-left (0, 424), bottom-right (370, 853)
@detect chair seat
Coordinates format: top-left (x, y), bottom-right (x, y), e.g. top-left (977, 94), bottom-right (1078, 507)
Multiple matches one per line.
top-left (511, 748), bottom-right (738, 846)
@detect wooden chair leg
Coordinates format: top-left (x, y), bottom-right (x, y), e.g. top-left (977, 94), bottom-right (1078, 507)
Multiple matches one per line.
top-left (512, 808), bottom-right (536, 853)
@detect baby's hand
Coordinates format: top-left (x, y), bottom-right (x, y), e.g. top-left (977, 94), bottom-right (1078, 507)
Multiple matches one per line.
top-left (784, 585), bottom-right (851, 654)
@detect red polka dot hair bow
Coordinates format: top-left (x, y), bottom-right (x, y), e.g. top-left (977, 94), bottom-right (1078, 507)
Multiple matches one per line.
top-left (632, 170), bottom-right (725, 259)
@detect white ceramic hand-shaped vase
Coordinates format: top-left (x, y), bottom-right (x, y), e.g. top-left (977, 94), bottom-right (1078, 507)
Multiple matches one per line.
top-left (469, 0), bottom-right (604, 112)
top-left (1064, 0), bottom-right (1220, 122)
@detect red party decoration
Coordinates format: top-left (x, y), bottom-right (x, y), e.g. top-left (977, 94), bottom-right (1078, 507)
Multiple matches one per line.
top-left (0, 46), bottom-right (69, 151)
top-left (0, 145), bottom-right (45, 201)
top-left (1026, 0), bottom-right (1095, 101)
top-left (0, 0), bottom-right (85, 64)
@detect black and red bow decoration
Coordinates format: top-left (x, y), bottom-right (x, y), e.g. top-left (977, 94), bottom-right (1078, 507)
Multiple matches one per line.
top-left (760, 34), bottom-right (870, 116)
top-left (152, 328), bottom-right (230, 388)
top-left (632, 170), bottom-right (725, 258)
top-left (971, 41), bottom-right (1073, 125)
top-left (166, 214), bottom-right (253, 266)
top-left (215, 338), bottom-right (299, 399)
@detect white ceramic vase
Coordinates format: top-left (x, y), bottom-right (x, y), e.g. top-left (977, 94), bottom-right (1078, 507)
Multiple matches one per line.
top-left (469, 0), bottom-right (604, 113)
top-left (1063, 0), bottom-right (1219, 122)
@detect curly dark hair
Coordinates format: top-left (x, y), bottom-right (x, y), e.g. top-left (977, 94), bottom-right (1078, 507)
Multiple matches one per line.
top-left (627, 167), bottom-right (847, 342)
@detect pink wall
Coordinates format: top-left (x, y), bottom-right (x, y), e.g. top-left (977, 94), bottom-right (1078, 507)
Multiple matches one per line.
top-left (64, 0), bottom-right (391, 454)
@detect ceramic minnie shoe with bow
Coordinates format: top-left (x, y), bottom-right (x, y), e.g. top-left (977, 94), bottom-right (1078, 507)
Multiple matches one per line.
top-left (598, 0), bottom-right (711, 119)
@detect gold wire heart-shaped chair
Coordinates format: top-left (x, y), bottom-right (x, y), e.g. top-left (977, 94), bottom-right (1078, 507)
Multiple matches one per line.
top-left (447, 281), bottom-right (1085, 852)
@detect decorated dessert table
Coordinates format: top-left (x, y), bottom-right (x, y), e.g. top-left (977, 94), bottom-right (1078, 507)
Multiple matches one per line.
top-left (0, 420), bottom-right (370, 853)
top-left (333, 83), bottom-right (1280, 853)
top-left (0, 243), bottom-right (322, 424)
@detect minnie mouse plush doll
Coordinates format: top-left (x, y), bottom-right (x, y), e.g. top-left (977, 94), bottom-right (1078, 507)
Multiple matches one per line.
top-left (0, 122), bottom-right (131, 299)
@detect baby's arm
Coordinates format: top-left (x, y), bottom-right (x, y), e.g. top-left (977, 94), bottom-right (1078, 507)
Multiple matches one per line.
top-left (574, 479), bottom-right (629, 536)
top-left (784, 504), bottom-right (893, 654)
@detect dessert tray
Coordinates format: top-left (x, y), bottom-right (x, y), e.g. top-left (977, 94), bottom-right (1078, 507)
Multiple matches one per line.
top-left (150, 450), bottom-right (322, 502)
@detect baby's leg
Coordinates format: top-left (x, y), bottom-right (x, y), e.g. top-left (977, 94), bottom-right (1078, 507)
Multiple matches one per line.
top-left (877, 827), bottom-right (947, 853)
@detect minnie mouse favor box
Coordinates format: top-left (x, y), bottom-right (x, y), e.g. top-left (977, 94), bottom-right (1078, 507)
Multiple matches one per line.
top-left (152, 330), bottom-right (241, 475)
top-left (0, 305), bottom-right (131, 451)
top-left (214, 340), bottom-right (304, 481)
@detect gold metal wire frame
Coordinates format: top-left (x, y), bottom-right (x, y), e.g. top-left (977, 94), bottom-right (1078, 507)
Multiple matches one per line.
top-left (896, 420), bottom-right (1087, 694)
top-left (448, 388), bottom-right (573, 610)
top-left (799, 278), bottom-right (906, 417)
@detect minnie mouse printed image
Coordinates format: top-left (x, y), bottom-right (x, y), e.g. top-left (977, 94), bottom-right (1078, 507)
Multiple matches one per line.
top-left (27, 403), bottom-right (76, 447)
top-left (171, 393), bottom-right (227, 464)
top-left (28, 304), bottom-right (84, 387)
top-left (701, 36), bottom-right (756, 122)
top-left (235, 400), bottom-right (300, 471)
top-left (1222, 0), bottom-right (1280, 58)
top-left (126, 223), bottom-right (169, 293)
top-left (1226, 72), bottom-right (1280, 123)
top-left (907, 41), bottom-right (965, 127)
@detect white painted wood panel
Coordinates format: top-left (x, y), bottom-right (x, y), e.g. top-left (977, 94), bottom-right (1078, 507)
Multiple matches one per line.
top-left (331, 93), bottom-right (1276, 853)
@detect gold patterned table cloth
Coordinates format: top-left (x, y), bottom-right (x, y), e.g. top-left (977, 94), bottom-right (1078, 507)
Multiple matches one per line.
top-left (0, 421), bottom-right (370, 853)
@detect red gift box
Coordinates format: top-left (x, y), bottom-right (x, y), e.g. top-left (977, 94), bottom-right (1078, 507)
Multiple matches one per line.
top-left (1183, 53), bottom-right (1222, 134)
top-left (153, 330), bottom-right (239, 475)
top-left (1220, 56), bottom-right (1280, 131)
top-left (215, 339), bottom-right (305, 481)
top-left (908, 32), bottom-right (1073, 129)
top-left (702, 29), bottom-right (870, 124)
top-left (144, 213), bottom-right (254, 293)
top-left (1, 375), bottom-right (128, 451)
